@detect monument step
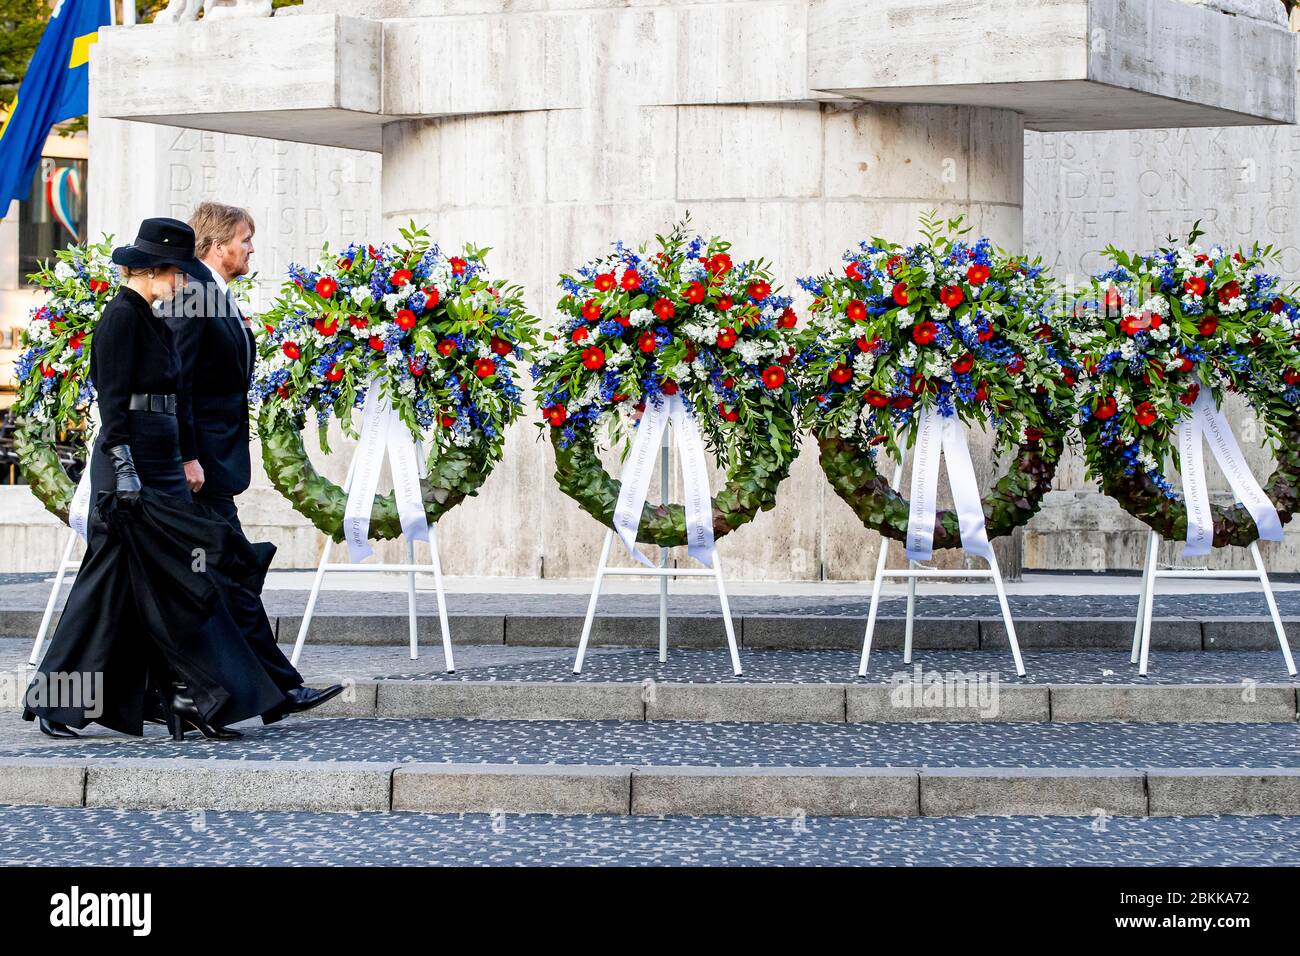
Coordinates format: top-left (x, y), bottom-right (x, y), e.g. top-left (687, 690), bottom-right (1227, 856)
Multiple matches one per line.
top-left (5, 609), bottom-right (1299, 651)
top-left (300, 679), bottom-right (1297, 724)
top-left (1, 718), bottom-right (1298, 817)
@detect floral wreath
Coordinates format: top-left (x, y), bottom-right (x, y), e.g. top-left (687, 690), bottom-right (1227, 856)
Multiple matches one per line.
top-left (530, 219), bottom-right (806, 545)
top-left (11, 238), bottom-right (116, 521)
top-left (254, 223), bottom-right (537, 540)
top-left (800, 214), bottom-right (1076, 547)
top-left (1072, 227), bottom-right (1300, 547)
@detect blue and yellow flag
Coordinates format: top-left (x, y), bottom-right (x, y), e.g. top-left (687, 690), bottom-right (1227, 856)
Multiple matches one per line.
top-left (0, 0), bottom-right (111, 209)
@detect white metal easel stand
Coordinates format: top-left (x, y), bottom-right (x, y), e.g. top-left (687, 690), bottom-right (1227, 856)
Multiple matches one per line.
top-left (859, 460), bottom-right (1025, 678)
top-left (290, 450), bottom-right (455, 672)
top-left (573, 435), bottom-right (742, 676)
top-left (1130, 528), bottom-right (1296, 677)
top-left (28, 528), bottom-right (81, 667)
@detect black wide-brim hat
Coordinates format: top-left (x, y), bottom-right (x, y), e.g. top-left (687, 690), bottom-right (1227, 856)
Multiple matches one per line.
top-left (111, 217), bottom-right (212, 282)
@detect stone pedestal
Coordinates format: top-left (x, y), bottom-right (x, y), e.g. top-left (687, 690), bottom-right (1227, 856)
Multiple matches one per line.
top-left (64, 0), bottom-right (1298, 580)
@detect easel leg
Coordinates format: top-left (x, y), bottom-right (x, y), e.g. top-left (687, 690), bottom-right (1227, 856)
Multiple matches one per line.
top-left (291, 533), bottom-right (333, 668)
top-left (427, 524), bottom-right (455, 673)
top-left (30, 530), bottom-right (78, 667)
top-left (903, 562), bottom-right (917, 665)
top-left (859, 534), bottom-right (891, 678)
top-left (405, 537), bottom-right (419, 662)
top-left (574, 530), bottom-right (614, 674)
top-left (987, 549), bottom-right (1026, 677)
top-left (713, 555), bottom-right (742, 677)
top-left (1131, 529), bottom-right (1157, 664)
top-left (1137, 530), bottom-right (1160, 676)
top-left (1249, 541), bottom-right (1297, 677)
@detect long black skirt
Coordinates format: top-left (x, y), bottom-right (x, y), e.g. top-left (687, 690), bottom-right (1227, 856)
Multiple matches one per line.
top-left (23, 410), bottom-right (287, 735)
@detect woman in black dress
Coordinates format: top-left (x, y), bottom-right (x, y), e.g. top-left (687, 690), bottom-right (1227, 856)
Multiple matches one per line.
top-left (23, 218), bottom-right (289, 741)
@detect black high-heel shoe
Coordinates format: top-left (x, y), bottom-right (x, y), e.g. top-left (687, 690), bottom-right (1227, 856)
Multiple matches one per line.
top-left (166, 684), bottom-right (242, 742)
top-left (38, 718), bottom-right (79, 739)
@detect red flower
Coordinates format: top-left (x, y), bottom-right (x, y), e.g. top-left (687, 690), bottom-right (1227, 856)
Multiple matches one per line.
top-left (490, 336), bottom-right (513, 356)
top-left (40, 364), bottom-right (57, 379)
top-left (858, 336), bottom-right (880, 353)
top-left (939, 285), bottom-right (964, 308)
top-left (1134, 401), bottom-right (1158, 427)
top-left (891, 283), bottom-right (909, 306)
top-left (395, 308), bottom-right (417, 330)
top-left (778, 307), bottom-right (798, 329)
top-left (1180, 384), bottom-right (1201, 406)
top-left (845, 261), bottom-right (862, 281)
top-left (594, 273), bottom-right (616, 292)
top-left (886, 255), bottom-right (905, 277)
top-left (661, 379), bottom-right (679, 396)
top-left (1216, 281), bottom-right (1240, 303)
top-left (977, 323), bottom-right (995, 343)
top-left (620, 270), bottom-right (641, 291)
top-left (974, 381), bottom-right (989, 403)
top-left (336, 256), bottom-right (353, 270)
top-left (747, 281), bottom-right (771, 302)
top-left (952, 353), bottom-right (974, 375)
top-left (390, 269), bottom-right (413, 288)
top-left (571, 326), bottom-right (589, 343)
top-left (325, 364), bottom-right (344, 382)
top-left (684, 282), bottom-right (706, 304)
top-left (1198, 316), bottom-right (1219, 337)
top-left (88, 279), bottom-right (109, 294)
top-left (315, 276), bottom-right (337, 298)
top-left (1174, 354), bottom-right (1194, 373)
top-left (581, 299), bottom-right (602, 322)
top-left (1006, 354), bottom-right (1025, 375)
top-left (409, 357), bottom-right (425, 377)
top-left (616, 315), bottom-right (631, 328)
top-left (437, 339), bottom-right (457, 356)
top-left (281, 342), bottom-right (300, 360)
top-left (440, 413), bottom-right (456, 428)
top-left (423, 286), bottom-right (440, 308)
top-left (864, 390), bottom-right (890, 408)
top-left (450, 257), bottom-right (467, 275)
top-left (544, 404), bottom-right (567, 427)
top-left (1119, 313), bottom-right (1152, 336)
top-left (1284, 369), bottom-right (1300, 386)
top-left (369, 336), bottom-right (385, 351)
top-left (830, 364), bottom-right (853, 384)
top-left (474, 357), bottom-right (496, 379)
top-left (891, 395), bottom-right (914, 410)
top-left (653, 297), bottom-right (675, 320)
top-left (1184, 275), bottom-right (1207, 296)
top-left (762, 365), bottom-right (786, 390)
top-left (581, 346), bottom-right (606, 370)
top-left (845, 300), bottom-right (867, 322)
top-left (912, 321), bottom-right (937, 346)
top-left (717, 403), bottom-right (739, 423)
top-left (706, 253), bottom-right (732, 276)
top-left (715, 296), bottom-right (734, 312)
top-left (966, 264), bottom-right (990, 285)
top-left (68, 332), bottom-right (85, 351)
top-left (348, 315), bottom-right (369, 329)
top-left (717, 327), bottom-right (738, 349)
top-left (1268, 298), bottom-right (1285, 314)
top-left (1024, 427), bottom-right (1044, 442)
top-left (1103, 286), bottom-right (1123, 311)
top-left (638, 331), bottom-right (657, 353)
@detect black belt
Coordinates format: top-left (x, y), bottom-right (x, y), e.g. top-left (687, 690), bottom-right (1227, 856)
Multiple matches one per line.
top-left (129, 393), bottom-right (177, 414)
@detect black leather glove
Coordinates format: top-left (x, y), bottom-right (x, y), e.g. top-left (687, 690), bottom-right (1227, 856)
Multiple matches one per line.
top-left (106, 444), bottom-right (142, 506)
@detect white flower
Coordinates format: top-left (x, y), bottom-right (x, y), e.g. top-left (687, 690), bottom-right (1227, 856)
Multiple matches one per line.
top-left (350, 286), bottom-right (372, 306)
top-left (629, 308), bottom-right (655, 328)
top-left (54, 262), bottom-right (74, 281)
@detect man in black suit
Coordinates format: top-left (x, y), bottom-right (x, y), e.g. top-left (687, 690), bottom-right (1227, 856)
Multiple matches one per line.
top-left (170, 201), bottom-right (341, 719)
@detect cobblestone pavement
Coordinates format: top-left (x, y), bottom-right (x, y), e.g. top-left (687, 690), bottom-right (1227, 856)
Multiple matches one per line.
top-left (5, 574), bottom-right (1300, 619)
top-left (1, 807), bottom-right (1297, 866)
top-left (6, 641), bottom-right (1297, 687)
top-left (4, 717), bottom-right (1299, 767)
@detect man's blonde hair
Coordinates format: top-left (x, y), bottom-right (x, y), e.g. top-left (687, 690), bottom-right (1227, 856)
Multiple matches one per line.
top-left (189, 201), bottom-right (255, 259)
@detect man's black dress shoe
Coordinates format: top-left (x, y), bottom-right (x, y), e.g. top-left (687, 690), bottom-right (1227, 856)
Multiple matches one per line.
top-left (282, 684), bottom-right (345, 715)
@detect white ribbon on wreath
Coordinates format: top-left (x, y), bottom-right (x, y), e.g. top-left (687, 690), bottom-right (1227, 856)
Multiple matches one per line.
top-left (613, 391), bottom-right (716, 568)
top-left (1177, 383), bottom-right (1283, 558)
top-left (342, 373), bottom-right (430, 563)
top-left (904, 405), bottom-right (993, 562)
top-left (68, 418), bottom-right (97, 542)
